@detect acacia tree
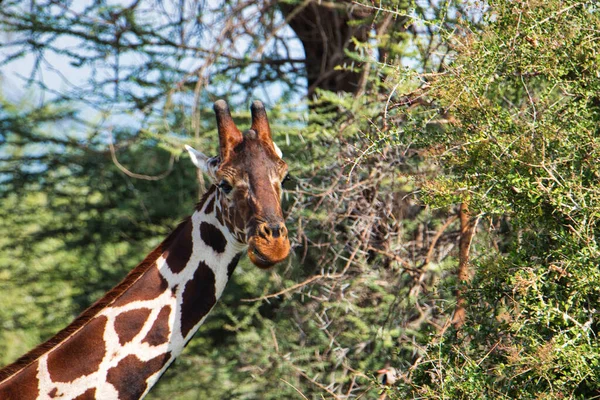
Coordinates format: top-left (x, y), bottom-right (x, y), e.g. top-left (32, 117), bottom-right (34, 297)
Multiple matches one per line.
top-left (412, 1), bottom-right (600, 397)
top-left (0, 1), bottom-right (491, 399)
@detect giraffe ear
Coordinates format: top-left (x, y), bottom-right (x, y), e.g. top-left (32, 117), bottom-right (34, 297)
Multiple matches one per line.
top-left (185, 145), bottom-right (210, 172)
top-left (273, 142), bottom-right (283, 159)
top-left (186, 145), bottom-right (220, 181)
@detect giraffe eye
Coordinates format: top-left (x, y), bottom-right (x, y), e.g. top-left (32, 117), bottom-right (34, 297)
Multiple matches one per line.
top-left (282, 173), bottom-right (291, 186)
top-left (218, 180), bottom-right (233, 194)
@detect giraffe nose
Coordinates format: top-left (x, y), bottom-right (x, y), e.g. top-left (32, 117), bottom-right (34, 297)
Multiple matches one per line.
top-left (250, 222), bottom-right (291, 268)
top-left (258, 222), bottom-right (287, 239)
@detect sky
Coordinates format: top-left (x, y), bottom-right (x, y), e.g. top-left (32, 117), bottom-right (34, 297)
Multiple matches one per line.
top-left (0, 0), bottom-right (305, 124)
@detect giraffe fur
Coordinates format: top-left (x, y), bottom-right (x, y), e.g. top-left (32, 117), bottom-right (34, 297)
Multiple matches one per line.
top-left (0, 187), bottom-right (243, 400)
top-left (0, 100), bottom-right (290, 400)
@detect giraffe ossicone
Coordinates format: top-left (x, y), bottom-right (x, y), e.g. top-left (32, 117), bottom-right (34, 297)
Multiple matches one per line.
top-left (0, 100), bottom-right (290, 400)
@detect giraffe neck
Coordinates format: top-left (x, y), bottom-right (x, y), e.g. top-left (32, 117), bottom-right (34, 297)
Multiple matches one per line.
top-left (0, 187), bottom-right (245, 400)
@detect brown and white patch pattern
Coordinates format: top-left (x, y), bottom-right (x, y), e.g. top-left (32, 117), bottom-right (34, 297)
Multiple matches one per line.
top-left (0, 188), bottom-right (246, 400)
top-left (0, 99), bottom-right (290, 399)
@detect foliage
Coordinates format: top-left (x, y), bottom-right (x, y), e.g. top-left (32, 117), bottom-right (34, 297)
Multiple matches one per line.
top-left (1, 0), bottom-right (599, 399)
top-left (406, 1), bottom-right (600, 398)
top-left (0, 94), bottom-right (197, 361)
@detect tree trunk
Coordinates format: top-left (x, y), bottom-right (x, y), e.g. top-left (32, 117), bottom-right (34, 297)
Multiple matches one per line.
top-left (452, 202), bottom-right (475, 328)
top-left (280, 1), bottom-right (371, 97)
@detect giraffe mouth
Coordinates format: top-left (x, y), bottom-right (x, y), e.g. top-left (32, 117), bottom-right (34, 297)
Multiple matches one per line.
top-left (247, 236), bottom-right (290, 269)
top-left (248, 246), bottom-right (276, 268)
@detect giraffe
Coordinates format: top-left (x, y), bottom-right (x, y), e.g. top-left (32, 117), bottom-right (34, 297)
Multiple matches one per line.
top-left (0, 100), bottom-right (291, 400)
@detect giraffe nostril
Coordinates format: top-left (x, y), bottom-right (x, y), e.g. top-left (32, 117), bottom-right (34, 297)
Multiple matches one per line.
top-left (257, 224), bottom-right (270, 239)
top-left (271, 225), bottom-right (280, 238)
top-left (269, 223), bottom-right (286, 239)
top-left (257, 223), bottom-right (287, 240)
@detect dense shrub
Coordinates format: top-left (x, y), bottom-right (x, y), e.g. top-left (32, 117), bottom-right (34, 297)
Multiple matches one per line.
top-left (1, 1), bottom-right (599, 399)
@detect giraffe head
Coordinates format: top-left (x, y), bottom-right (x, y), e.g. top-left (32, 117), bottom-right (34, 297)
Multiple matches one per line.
top-left (186, 100), bottom-right (290, 268)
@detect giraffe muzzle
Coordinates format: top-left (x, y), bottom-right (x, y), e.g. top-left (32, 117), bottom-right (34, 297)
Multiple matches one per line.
top-left (257, 222), bottom-right (287, 239)
top-left (248, 222), bottom-right (290, 268)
